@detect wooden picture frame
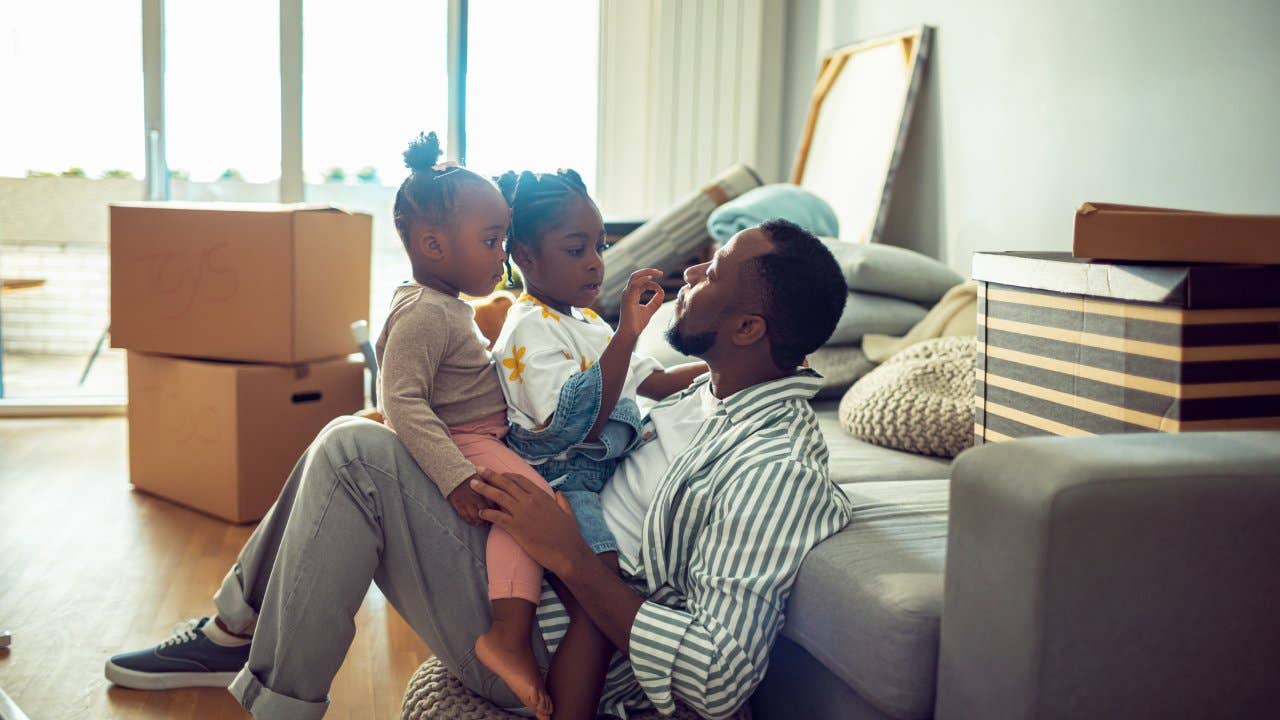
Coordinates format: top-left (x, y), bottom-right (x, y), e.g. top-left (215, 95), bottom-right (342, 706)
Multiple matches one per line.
top-left (793, 26), bottom-right (933, 245)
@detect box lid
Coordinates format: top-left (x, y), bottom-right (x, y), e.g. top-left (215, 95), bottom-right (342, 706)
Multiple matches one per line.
top-left (972, 251), bottom-right (1280, 308)
top-left (1073, 202), bottom-right (1280, 265)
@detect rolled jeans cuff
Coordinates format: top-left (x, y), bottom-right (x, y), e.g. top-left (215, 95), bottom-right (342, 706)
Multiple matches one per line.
top-left (213, 564), bottom-right (259, 635)
top-left (589, 539), bottom-right (619, 555)
top-left (230, 666), bottom-right (329, 720)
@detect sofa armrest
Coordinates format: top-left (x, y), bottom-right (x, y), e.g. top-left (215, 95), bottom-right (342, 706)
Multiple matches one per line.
top-left (937, 432), bottom-right (1280, 720)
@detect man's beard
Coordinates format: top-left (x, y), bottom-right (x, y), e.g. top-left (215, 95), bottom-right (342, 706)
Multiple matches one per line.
top-left (665, 320), bottom-right (716, 358)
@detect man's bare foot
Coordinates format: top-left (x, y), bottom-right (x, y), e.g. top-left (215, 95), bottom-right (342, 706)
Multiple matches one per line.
top-left (475, 622), bottom-right (552, 720)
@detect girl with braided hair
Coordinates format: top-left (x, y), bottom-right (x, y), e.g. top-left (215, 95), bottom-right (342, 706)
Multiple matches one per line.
top-left (491, 169), bottom-right (709, 719)
top-left (378, 132), bottom-right (557, 719)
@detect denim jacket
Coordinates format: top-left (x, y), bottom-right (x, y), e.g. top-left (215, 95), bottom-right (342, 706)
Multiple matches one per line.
top-left (505, 362), bottom-right (647, 489)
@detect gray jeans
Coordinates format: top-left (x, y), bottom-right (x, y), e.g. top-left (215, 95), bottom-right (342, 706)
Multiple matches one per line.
top-left (214, 416), bottom-right (549, 719)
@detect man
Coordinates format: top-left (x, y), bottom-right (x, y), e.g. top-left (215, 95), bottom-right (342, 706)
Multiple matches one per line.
top-left (106, 219), bottom-right (852, 720)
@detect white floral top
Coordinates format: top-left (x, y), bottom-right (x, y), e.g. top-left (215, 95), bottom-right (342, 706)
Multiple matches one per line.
top-left (491, 294), bottom-right (663, 430)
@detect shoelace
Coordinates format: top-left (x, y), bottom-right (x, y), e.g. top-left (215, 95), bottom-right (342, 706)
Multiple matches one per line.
top-left (158, 618), bottom-right (203, 649)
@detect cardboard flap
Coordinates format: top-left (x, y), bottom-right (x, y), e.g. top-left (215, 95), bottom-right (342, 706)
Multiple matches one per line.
top-left (1077, 202), bottom-right (1218, 216)
top-left (111, 201), bottom-right (358, 214)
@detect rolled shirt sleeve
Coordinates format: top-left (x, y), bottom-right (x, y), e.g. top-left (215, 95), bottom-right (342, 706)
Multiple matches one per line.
top-left (627, 460), bottom-right (848, 719)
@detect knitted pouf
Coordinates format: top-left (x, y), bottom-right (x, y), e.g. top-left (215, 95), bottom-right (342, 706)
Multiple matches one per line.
top-left (838, 336), bottom-right (978, 458)
top-left (402, 657), bottom-right (751, 720)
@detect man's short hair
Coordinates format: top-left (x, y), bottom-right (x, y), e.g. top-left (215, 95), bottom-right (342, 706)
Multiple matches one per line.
top-left (749, 219), bottom-right (848, 372)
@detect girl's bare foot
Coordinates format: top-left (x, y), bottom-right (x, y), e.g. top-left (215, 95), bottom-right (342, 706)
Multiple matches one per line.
top-left (475, 621), bottom-right (552, 720)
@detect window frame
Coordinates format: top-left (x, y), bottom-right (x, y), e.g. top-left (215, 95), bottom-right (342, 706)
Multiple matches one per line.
top-left (139, 0), bottom-right (470, 203)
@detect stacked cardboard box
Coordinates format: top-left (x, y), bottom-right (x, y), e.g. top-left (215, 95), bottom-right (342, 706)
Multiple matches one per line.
top-left (110, 203), bottom-right (372, 522)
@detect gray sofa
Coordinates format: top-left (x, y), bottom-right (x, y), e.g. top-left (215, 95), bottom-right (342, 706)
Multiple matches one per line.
top-left (750, 403), bottom-right (1280, 720)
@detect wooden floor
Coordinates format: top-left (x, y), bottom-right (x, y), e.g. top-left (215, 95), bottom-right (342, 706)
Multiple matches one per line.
top-left (0, 417), bottom-right (432, 719)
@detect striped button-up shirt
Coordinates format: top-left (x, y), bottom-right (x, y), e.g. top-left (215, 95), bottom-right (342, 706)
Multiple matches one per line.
top-left (534, 369), bottom-right (852, 719)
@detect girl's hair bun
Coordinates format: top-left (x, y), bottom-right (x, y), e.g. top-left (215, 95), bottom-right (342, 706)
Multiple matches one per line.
top-left (403, 131), bottom-right (443, 172)
top-left (495, 170), bottom-right (520, 206)
top-left (557, 168), bottom-right (586, 191)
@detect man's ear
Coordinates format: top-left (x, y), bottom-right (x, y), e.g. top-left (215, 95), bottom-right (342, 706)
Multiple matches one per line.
top-left (414, 229), bottom-right (446, 261)
top-left (730, 313), bottom-right (768, 347)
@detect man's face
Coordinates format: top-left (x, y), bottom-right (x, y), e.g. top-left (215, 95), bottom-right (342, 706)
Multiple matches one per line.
top-left (665, 227), bottom-right (773, 359)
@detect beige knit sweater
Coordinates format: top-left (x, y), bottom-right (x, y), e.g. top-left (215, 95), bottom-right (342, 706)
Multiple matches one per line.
top-left (376, 283), bottom-right (508, 496)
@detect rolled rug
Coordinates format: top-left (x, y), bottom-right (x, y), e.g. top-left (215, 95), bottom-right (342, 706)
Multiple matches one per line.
top-left (598, 164), bottom-right (763, 317)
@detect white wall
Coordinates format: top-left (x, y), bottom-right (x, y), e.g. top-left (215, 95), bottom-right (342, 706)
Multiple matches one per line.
top-left (781, 0), bottom-right (1280, 274)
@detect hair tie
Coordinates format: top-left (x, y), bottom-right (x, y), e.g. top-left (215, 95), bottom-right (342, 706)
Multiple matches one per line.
top-left (432, 160), bottom-right (459, 173)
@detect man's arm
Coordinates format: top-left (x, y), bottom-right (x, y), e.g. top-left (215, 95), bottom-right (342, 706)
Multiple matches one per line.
top-left (470, 471), bottom-right (643, 648)
top-left (472, 460), bottom-right (848, 720)
top-left (620, 461), bottom-right (844, 719)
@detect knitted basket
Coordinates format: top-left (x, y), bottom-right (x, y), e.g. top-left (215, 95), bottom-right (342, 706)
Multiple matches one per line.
top-left (402, 657), bottom-right (751, 720)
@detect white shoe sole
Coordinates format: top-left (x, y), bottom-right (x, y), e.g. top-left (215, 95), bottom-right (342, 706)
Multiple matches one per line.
top-left (104, 660), bottom-right (238, 690)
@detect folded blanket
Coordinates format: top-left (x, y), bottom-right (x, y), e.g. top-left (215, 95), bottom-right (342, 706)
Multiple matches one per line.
top-left (707, 184), bottom-right (839, 242)
top-left (862, 281), bottom-right (978, 363)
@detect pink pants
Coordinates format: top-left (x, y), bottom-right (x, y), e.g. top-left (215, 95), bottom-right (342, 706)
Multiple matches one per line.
top-left (449, 411), bottom-right (553, 604)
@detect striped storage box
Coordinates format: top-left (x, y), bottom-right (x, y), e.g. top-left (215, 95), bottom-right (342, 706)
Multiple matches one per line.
top-left (973, 251), bottom-right (1280, 444)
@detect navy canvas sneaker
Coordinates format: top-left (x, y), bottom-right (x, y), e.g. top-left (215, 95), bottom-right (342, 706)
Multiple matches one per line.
top-left (105, 617), bottom-right (250, 690)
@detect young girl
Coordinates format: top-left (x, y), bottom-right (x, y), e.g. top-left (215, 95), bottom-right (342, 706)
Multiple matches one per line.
top-left (490, 169), bottom-right (709, 720)
top-left (377, 132), bottom-right (556, 719)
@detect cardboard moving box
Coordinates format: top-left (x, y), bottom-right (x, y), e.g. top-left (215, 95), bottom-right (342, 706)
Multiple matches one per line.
top-left (973, 252), bottom-right (1280, 445)
top-left (111, 202), bottom-right (372, 364)
top-left (1073, 202), bottom-right (1280, 265)
top-left (127, 351), bottom-right (364, 523)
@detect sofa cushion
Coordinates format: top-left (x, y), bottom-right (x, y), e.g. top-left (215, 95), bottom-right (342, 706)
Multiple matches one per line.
top-left (813, 401), bottom-right (951, 484)
top-left (820, 238), bottom-right (965, 305)
top-left (810, 345), bottom-right (876, 400)
top-left (829, 291), bottom-right (928, 345)
top-left (783, 479), bottom-right (949, 720)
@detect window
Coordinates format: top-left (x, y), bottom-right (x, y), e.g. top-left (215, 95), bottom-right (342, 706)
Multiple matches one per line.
top-left (0, 0), bottom-right (145, 179)
top-left (465, 0), bottom-right (600, 188)
top-left (166, 0), bottom-right (281, 200)
top-left (0, 0), bottom-right (601, 411)
top-left (0, 0), bottom-right (143, 403)
top-left (302, 0), bottom-right (450, 325)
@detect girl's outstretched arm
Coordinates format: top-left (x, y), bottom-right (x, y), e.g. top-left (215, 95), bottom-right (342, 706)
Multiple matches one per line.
top-left (637, 361), bottom-right (709, 400)
top-left (586, 269), bottom-right (664, 440)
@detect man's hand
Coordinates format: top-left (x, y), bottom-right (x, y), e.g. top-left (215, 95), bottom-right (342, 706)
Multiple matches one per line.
top-left (471, 469), bottom-right (591, 577)
top-left (447, 477), bottom-right (492, 526)
top-left (616, 268), bottom-right (665, 339)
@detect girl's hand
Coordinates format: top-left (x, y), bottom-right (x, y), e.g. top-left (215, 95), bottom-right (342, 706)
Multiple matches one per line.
top-left (616, 268), bottom-right (665, 339)
top-left (448, 476), bottom-right (492, 526)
